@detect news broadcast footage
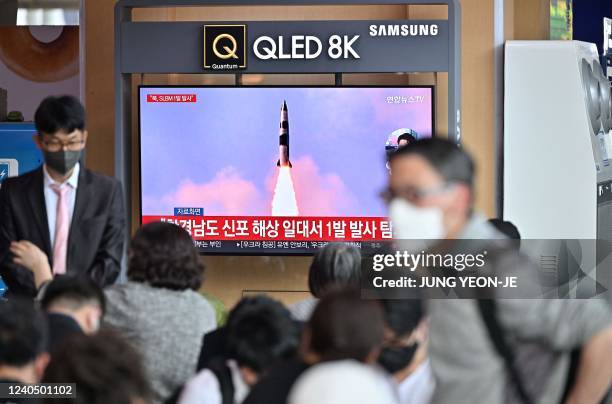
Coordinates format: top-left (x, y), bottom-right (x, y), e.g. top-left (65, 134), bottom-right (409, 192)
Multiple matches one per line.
top-left (139, 86), bottom-right (434, 253)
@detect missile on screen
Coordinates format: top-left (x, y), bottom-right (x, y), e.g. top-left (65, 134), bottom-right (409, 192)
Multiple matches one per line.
top-left (276, 100), bottom-right (292, 168)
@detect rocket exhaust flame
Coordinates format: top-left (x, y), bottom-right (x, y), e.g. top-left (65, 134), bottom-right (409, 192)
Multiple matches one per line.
top-left (271, 166), bottom-right (299, 216)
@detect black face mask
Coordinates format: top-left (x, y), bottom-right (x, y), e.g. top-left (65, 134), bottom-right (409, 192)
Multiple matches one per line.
top-left (378, 342), bottom-right (419, 374)
top-left (44, 150), bottom-right (81, 175)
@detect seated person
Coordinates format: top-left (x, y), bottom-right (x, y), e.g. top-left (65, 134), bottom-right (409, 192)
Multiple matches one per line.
top-left (289, 243), bottom-right (361, 321)
top-left (179, 296), bottom-right (299, 404)
top-left (200, 243), bottom-right (362, 369)
top-left (0, 299), bottom-right (49, 404)
top-left (104, 222), bottom-right (216, 404)
top-left (379, 299), bottom-right (434, 404)
top-left (39, 274), bottom-right (105, 353)
top-left (43, 330), bottom-right (150, 404)
top-left (0, 95), bottom-right (125, 298)
top-left (244, 289), bottom-right (386, 404)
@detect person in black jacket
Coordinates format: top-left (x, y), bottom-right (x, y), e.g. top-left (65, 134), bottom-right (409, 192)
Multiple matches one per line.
top-left (0, 95), bottom-right (125, 298)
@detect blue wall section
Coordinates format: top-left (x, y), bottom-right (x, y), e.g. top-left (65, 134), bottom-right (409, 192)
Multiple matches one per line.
top-left (573, 1), bottom-right (612, 54)
top-left (0, 123), bottom-right (43, 183)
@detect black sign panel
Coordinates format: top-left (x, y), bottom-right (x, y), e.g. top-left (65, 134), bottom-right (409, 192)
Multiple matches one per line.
top-left (203, 24), bottom-right (247, 70)
top-left (121, 20), bottom-right (450, 74)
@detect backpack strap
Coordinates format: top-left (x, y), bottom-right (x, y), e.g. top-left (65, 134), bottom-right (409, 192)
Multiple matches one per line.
top-left (206, 358), bottom-right (235, 404)
top-left (477, 299), bottom-right (534, 404)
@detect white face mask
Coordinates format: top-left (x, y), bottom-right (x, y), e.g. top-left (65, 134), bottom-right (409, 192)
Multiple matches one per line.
top-left (389, 198), bottom-right (445, 241)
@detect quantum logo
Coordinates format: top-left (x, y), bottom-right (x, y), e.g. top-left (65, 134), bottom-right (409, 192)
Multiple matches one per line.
top-left (203, 25), bottom-right (247, 70)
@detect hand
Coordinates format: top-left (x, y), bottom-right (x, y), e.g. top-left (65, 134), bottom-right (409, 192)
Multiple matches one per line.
top-left (10, 241), bottom-right (52, 288)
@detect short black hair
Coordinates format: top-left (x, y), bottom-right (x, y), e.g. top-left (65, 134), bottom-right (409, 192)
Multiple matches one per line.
top-left (0, 299), bottom-right (47, 367)
top-left (34, 95), bottom-right (86, 135)
top-left (379, 299), bottom-right (424, 339)
top-left (43, 330), bottom-right (150, 404)
top-left (488, 219), bottom-right (521, 240)
top-left (488, 219), bottom-right (521, 250)
top-left (389, 138), bottom-right (475, 188)
top-left (40, 275), bottom-right (106, 315)
top-left (308, 289), bottom-right (385, 362)
top-left (226, 296), bottom-right (299, 373)
top-left (128, 221), bottom-right (204, 291)
top-left (308, 243), bottom-right (362, 298)
top-left (397, 133), bottom-right (416, 145)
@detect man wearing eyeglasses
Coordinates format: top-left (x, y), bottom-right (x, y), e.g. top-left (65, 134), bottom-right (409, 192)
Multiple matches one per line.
top-left (0, 95), bottom-right (125, 298)
top-left (386, 138), bottom-right (612, 404)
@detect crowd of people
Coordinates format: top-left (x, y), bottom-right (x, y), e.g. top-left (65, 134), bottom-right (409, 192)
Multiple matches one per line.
top-left (1, 96), bottom-right (612, 404)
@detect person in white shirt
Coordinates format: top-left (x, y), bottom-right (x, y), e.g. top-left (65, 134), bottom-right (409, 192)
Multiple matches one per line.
top-left (179, 296), bottom-right (300, 404)
top-left (378, 299), bottom-right (435, 404)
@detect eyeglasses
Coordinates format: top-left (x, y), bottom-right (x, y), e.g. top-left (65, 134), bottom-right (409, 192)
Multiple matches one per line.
top-left (380, 183), bottom-right (454, 204)
top-left (41, 139), bottom-right (85, 152)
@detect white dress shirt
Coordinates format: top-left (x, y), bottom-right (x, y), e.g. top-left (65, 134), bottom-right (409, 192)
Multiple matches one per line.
top-left (397, 359), bottom-right (435, 404)
top-left (178, 359), bottom-right (250, 404)
top-left (43, 163), bottom-right (80, 249)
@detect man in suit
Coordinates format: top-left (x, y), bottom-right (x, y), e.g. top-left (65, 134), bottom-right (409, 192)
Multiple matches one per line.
top-left (0, 95), bottom-right (125, 298)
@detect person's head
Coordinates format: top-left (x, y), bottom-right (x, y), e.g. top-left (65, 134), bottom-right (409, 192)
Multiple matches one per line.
top-left (488, 219), bottom-right (521, 250)
top-left (386, 138), bottom-right (475, 240)
top-left (128, 221), bottom-right (204, 291)
top-left (43, 330), bottom-right (150, 404)
top-left (40, 275), bottom-right (105, 334)
top-left (378, 299), bottom-right (425, 377)
top-left (308, 243), bottom-right (361, 298)
top-left (226, 295), bottom-right (299, 386)
top-left (0, 299), bottom-right (49, 383)
top-left (288, 360), bottom-right (397, 404)
top-left (397, 133), bottom-right (417, 147)
top-left (304, 289), bottom-right (385, 364)
top-left (33, 95), bottom-right (87, 177)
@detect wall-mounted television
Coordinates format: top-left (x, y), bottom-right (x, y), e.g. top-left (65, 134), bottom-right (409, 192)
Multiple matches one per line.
top-left (139, 86), bottom-right (434, 254)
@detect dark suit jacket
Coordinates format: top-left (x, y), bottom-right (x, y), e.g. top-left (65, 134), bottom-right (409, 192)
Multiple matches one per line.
top-left (196, 327), bottom-right (228, 371)
top-left (0, 166), bottom-right (125, 297)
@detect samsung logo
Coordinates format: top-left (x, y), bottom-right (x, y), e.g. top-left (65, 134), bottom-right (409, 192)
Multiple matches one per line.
top-left (369, 24), bottom-right (439, 37)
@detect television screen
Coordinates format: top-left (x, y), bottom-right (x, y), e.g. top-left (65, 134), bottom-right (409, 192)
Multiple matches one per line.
top-left (139, 86), bottom-right (434, 254)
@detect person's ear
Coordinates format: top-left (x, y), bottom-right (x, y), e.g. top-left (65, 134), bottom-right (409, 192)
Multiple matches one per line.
top-left (457, 184), bottom-right (472, 216)
top-left (364, 346), bottom-right (381, 365)
top-left (446, 184), bottom-right (471, 216)
top-left (239, 367), bottom-right (259, 386)
top-left (33, 134), bottom-right (43, 151)
top-left (299, 326), bottom-right (312, 356)
top-left (83, 307), bottom-right (102, 334)
top-left (414, 318), bottom-right (429, 342)
top-left (34, 352), bottom-right (50, 381)
top-left (82, 130), bottom-right (88, 146)
top-left (299, 326), bottom-right (321, 364)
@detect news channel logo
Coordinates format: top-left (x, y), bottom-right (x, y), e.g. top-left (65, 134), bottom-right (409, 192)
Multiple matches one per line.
top-left (0, 159), bottom-right (18, 185)
top-left (203, 25), bottom-right (247, 70)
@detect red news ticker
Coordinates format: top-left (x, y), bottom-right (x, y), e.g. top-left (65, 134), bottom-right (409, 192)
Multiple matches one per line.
top-left (146, 94), bottom-right (197, 103)
top-left (142, 215), bottom-right (393, 241)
